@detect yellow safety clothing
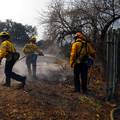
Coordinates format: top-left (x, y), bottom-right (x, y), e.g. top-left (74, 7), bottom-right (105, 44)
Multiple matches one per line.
top-left (23, 43), bottom-right (43, 55)
top-left (70, 38), bottom-right (95, 66)
top-left (0, 32), bottom-right (10, 38)
top-left (75, 32), bottom-right (86, 40)
top-left (0, 40), bottom-right (16, 59)
top-left (31, 36), bottom-right (36, 40)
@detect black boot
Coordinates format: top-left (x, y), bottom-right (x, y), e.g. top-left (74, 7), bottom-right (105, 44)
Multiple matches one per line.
top-left (21, 76), bottom-right (26, 88)
top-left (2, 83), bottom-right (10, 87)
top-left (17, 76), bottom-right (26, 89)
top-left (2, 78), bottom-right (11, 87)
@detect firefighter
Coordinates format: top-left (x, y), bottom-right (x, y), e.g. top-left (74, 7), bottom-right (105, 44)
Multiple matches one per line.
top-left (70, 32), bottom-right (96, 94)
top-left (22, 36), bottom-right (44, 79)
top-left (0, 32), bottom-right (26, 88)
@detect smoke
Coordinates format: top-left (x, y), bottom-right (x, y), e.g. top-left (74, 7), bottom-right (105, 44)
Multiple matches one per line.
top-left (0, 42), bottom-right (73, 85)
top-left (13, 58), bottom-right (27, 76)
top-left (12, 54), bottom-right (64, 81)
top-left (36, 54), bottom-right (73, 84)
top-left (37, 54), bottom-right (62, 81)
top-left (12, 45), bottom-right (72, 83)
top-left (45, 43), bottom-right (65, 58)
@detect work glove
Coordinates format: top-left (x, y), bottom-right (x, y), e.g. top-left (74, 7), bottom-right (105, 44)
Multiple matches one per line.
top-left (39, 51), bottom-right (44, 56)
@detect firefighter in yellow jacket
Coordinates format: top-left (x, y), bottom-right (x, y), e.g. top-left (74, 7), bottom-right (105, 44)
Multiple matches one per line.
top-left (0, 32), bottom-right (26, 87)
top-left (23, 36), bottom-right (44, 79)
top-left (70, 32), bottom-right (95, 94)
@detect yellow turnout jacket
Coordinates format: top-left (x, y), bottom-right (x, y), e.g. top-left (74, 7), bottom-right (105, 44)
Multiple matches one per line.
top-left (23, 43), bottom-right (43, 55)
top-left (0, 40), bottom-right (16, 59)
top-left (70, 38), bottom-right (95, 66)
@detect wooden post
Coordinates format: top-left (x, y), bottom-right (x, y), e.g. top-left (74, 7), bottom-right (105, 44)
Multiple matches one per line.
top-left (106, 29), bottom-right (118, 100)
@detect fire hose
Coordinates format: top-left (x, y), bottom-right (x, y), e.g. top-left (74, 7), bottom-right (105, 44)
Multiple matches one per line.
top-left (1, 53), bottom-right (44, 83)
top-left (17, 55), bottom-right (26, 62)
top-left (110, 107), bottom-right (120, 120)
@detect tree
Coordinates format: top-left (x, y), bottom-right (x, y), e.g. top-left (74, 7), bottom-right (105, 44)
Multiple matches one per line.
top-left (39, 0), bottom-right (120, 101)
top-left (0, 19), bottom-right (37, 46)
top-left (39, 0), bottom-right (120, 61)
top-left (39, 0), bottom-right (120, 42)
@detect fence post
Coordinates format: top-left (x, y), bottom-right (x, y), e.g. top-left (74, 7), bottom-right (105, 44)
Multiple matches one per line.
top-left (106, 29), bottom-right (118, 100)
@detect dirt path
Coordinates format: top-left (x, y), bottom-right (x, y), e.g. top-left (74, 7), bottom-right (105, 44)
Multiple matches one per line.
top-left (0, 54), bottom-right (112, 120)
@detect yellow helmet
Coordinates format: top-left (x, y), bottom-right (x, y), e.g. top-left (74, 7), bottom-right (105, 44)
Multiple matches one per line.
top-left (0, 32), bottom-right (10, 38)
top-left (30, 36), bottom-right (37, 42)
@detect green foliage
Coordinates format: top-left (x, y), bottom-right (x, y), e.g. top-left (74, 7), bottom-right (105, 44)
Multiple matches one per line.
top-left (0, 19), bottom-right (37, 46)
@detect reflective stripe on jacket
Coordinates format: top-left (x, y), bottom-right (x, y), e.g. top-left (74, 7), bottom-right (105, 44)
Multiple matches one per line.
top-left (70, 38), bottom-right (95, 66)
top-left (0, 40), bottom-right (16, 59)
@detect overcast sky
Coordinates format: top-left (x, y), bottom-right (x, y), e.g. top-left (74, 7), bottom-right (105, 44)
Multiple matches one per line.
top-left (0, 0), bottom-right (50, 39)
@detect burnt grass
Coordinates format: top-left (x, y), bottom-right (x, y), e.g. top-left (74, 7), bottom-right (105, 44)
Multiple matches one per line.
top-left (0, 63), bottom-right (118, 120)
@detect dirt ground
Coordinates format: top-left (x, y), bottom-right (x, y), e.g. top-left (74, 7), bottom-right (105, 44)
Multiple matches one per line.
top-left (0, 56), bottom-right (117, 120)
top-left (0, 78), bottom-right (114, 120)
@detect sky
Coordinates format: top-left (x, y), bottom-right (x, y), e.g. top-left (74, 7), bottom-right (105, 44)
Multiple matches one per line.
top-left (0, 0), bottom-right (51, 40)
